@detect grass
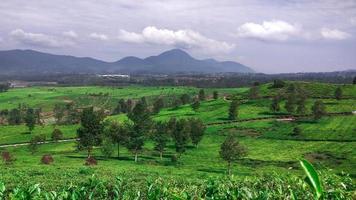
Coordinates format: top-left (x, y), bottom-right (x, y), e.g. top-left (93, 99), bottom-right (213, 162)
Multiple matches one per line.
top-left (0, 82), bottom-right (355, 190)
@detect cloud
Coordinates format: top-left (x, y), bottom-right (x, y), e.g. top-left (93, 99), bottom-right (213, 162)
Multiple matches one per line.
top-left (89, 33), bottom-right (109, 41)
top-left (321, 28), bottom-right (351, 40)
top-left (9, 29), bottom-right (73, 47)
top-left (236, 20), bottom-right (301, 41)
top-left (350, 17), bottom-right (356, 26)
top-left (62, 30), bottom-right (78, 39)
top-left (118, 26), bottom-right (234, 53)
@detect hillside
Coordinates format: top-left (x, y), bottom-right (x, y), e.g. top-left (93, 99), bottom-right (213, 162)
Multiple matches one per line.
top-left (0, 49), bottom-right (254, 75)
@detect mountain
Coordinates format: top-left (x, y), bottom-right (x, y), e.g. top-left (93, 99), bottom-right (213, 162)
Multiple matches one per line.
top-left (0, 49), bottom-right (254, 75)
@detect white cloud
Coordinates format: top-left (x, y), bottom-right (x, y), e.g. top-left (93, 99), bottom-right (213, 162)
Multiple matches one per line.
top-left (350, 17), bottom-right (356, 26)
top-left (118, 26), bottom-right (234, 53)
top-left (9, 29), bottom-right (73, 47)
top-left (321, 28), bottom-right (351, 40)
top-left (62, 30), bottom-right (78, 38)
top-left (236, 20), bottom-right (301, 41)
top-left (89, 33), bottom-right (108, 41)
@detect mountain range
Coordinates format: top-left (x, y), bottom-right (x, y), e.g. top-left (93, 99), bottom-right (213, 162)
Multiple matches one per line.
top-left (0, 49), bottom-right (254, 75)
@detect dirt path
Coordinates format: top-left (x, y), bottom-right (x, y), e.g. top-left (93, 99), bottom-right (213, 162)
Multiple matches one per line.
top-left (0, 138), bottom-right (78, 148)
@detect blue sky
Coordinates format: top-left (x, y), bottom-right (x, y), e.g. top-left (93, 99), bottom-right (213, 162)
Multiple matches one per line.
top-left (0, 0), bottom-right (355, 73)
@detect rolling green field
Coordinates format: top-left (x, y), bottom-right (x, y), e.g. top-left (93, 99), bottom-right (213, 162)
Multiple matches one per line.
top-left (0, 81), bottom-right (355, 195)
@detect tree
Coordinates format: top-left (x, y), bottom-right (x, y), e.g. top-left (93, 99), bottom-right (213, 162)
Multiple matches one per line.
top-left (28, 134), bottom-right (46, 154)
top-left (53, 104), bottom-right (65, 124)
top-left (180, 94), bottom-right (191, 105)
top-left (292, 127), bottom-right (301, 136)
top-left (153, 98), bottom-right (164, 114)
top-left (189, 118), bottom-right (206, 147)
top-left (76, 107), bottom-right (104, 158)
top-left (101, 137), bottom-right (115, 159)
top-left (213, 91), bottom-right (219, 100)
top-left (271, 79), bottom-right (285, 88)
top-left (228, 99), bottom-right (239, 120)
top-left (8, 108), bottom-right (21, 125)
top-left (51, 128), bottom-right (64, 142)
top-left (127, 101), bottom-right (152, 162)
top-left (285, 84), bottom-right (297, 113)
top-left (118, 99), bottom-right (127, 113)
top-left (152, 122), bottom-right (170, 160)
top-left (270, 95), bottom-right (281, 112)
top-left (334, 87), bottom-right (342, 100)
top-left (220, 135), bottom-right (247, 175)
top-left (191, 99), bottom-right (200, 111)
top-left (248, 86), bottom-right (259, 100)
top-left (198, 89), bottom-right (205, 101)
top-left (173, 97), bottom-right (182, 109)
top-left (24, 108), bottom-right (36, 133)
top-left (34, 108), bottom-right (42, 125)
top-left (126, 99), bottom-right (134, 113)
top-left (312, 100), bottom-right (326, 120)
top-left (171, 118), bottom-right (190, 157)
top-left (0, 83), bottom-right (10, 93)
top-left (296, 93), bottom-right (307, 115)
top-left (107, 122), bottom-right (129, 158)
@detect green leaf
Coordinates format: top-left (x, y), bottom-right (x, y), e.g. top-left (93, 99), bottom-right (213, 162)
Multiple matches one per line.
top-left (299, 159), bottom-right (323, 199)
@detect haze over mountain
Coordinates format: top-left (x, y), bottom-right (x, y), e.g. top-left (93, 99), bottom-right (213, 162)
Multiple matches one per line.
top-left (0, 49), bottom-right (254, 75)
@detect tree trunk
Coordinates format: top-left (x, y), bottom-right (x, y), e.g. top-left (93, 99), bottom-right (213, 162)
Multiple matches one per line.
top-left (134, 152), bottom-right (138, 162)
top-left (160, 151), bottom-right (163, 161)
top-left (227, 162), bottom-right (231, 176)
top-left (117, 143), bottom-right (120, 158)
top-left (87, 147), bottom-right (91, 158)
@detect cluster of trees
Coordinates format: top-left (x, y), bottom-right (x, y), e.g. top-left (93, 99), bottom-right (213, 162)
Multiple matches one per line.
top-left (77, 99), bottom-right (206, 162)
top-left (53, 102), bottom-right (80, 125)
top-left (269, 84), bottom-right (327, 120)
top-left (0, 82), bottom-right (10, 92)
top-left (0, 105), bottom-right (42, 132)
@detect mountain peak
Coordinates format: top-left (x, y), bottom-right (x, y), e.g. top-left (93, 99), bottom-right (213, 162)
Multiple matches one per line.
top-left (158, 49), bottom-right (192, 58)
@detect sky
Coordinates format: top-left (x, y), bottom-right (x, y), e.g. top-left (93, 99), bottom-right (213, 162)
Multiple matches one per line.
top-left (0, 0), bottom-right (356, 73)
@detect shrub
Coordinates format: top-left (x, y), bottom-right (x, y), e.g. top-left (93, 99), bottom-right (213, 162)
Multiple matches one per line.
top-left (1, 151), bottom-right (14, 165)
top-left (85, 156), bottom-right (97, 166)
top-left (41, 154), bottom-right (54, 165)
top-left (51, 128), bottom-right (64, 142)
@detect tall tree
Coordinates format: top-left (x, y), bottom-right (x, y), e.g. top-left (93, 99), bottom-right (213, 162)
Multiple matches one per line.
top-left (152, 121), bottom-right (170, 160)
top-left (189, 118), bottom-right (206, 147)
top-left (228, 99), bottom-right (239, 120)
top-left (220, 135), bottom-right (247, 175)
top-left (213, 91), bottom-right (219, 100)
top-left (296, 93), bottom-right (307, 115)
top-left (53, 104), bottom-right (65, 124)
top-left (153, 98), bottom-right (164, 114)
top-left (198, 89), bottom-right (205, 101)
top-left (127, 101), bottom-right (151, 162)
top-left (107, 122), bottom-right (129, 158)
top-left (270, 95), bottom-right (281, 112)
top-left (8, 108), bottom-right (21, 125)
top-left (285, 84), bottom-right (297, 113)
top-left (248, 86), bottom-right (259, 100)
top-left (191, 99), bottom-right (200, 111)
top-left (312, 100), bottom-right (326, 120)
top-left (77, 107), bottom-right (104, 158)
top-left (171, 118), bottom-right (190, 157)
top-left (334, 87), bottom-right (343, 100)
top-left (24, 108), bottom-right (36, 133)
top-left (180, 94), bottom-right (191, 105)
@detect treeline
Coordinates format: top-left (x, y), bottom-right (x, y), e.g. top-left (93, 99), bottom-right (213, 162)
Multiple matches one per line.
top-left (0, 104), bottom-right (41, 131)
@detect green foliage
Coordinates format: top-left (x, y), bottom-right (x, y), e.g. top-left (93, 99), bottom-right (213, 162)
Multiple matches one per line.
top-left (213, 91), bottom-right (218, 99)
top-left (24, 108), bottom-right (36, 133)
top-left (228, 99), bottom-right (239, 120)
top-left (220, 134), bottom-right (247, 175)
top-left (312, 100), bottom-right (326, 120)
top-left (248, 86), bottom-right (259, 99)
top-left (271, 79), bottom-right (286, 88)
top-left (300, 159), bottom-right (324, 199)
top-left (152, 121), bottom-right (170, 160)
top-left (77, 107), bottom-right (104, 157)
top-left (8, 108), bottom-right (21, 125)
top-left (191, 99), bottom-right (200, 111)
top-left (170, 118), bottom-right (190, 155)
top-left (101, 137), bottom-right (115, 159)
top-left (153, 98), bottom-right (164, 114)
top-left (334, 87), bottom-right (343, 100)
top-left (189, 118), bottom-right (206, 147)
top-left (180, 93), bottom-right (191, 105)
top-left (51, 128), bottom-right (64, 142)
top-left (198, 89), bottom-right (205, 101)
top-left (270, 94), bottom-right (281, 112)
top-left (28, 134), bottom-right (46, 154)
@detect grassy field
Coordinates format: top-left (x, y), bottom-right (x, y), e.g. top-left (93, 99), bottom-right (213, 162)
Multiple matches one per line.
top-left (0, 81), bottom-right (355, 191)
